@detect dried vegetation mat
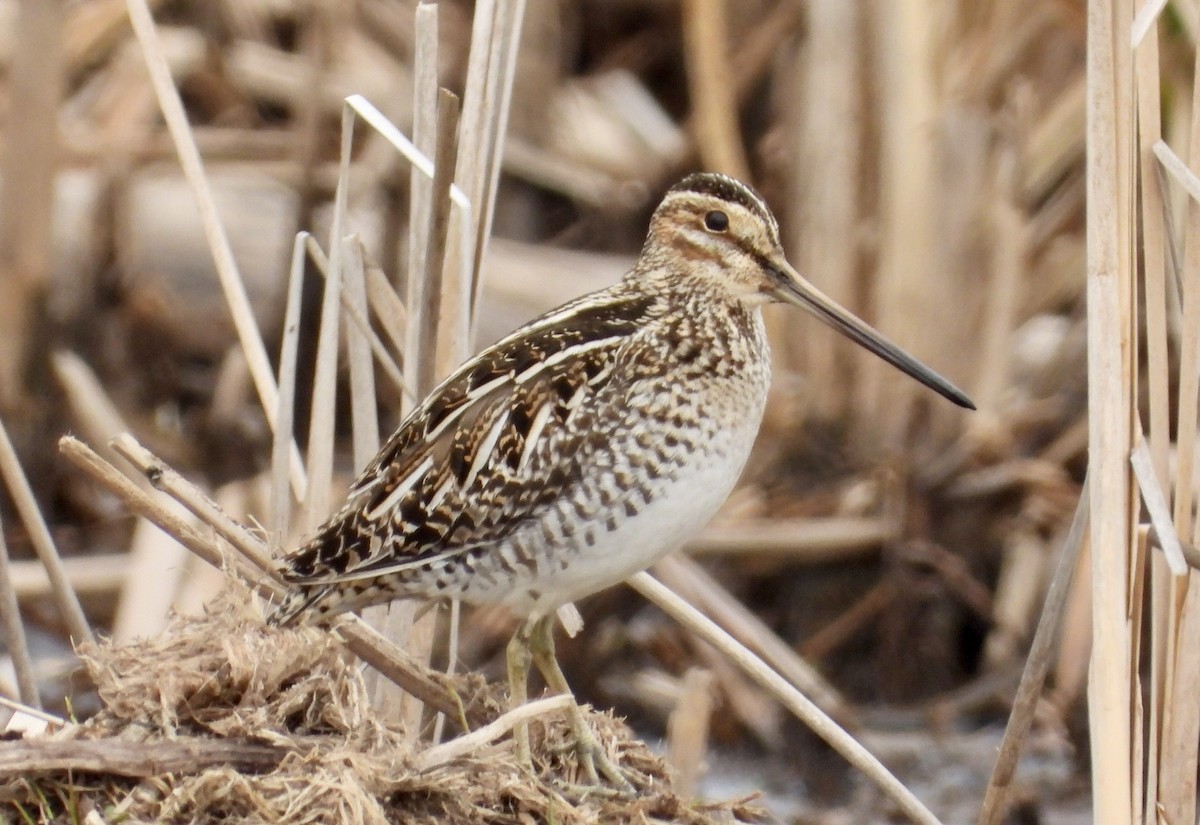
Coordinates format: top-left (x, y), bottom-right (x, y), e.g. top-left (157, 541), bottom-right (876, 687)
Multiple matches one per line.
top-left (2, 586), bottom-right (761, 824)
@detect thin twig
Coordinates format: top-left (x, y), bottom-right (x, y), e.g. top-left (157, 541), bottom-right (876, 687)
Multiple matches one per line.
top-left (415, 694), bottom-right (572, 770)
top-left (0, 418), bottom-right (93, 646)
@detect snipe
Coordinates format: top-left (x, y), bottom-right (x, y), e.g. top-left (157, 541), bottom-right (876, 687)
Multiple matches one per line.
top-left (271, 172), bottom-right (974, 788)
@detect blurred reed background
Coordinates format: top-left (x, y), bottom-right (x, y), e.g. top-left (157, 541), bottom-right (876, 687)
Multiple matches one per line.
top-left (0, 1), bottom-right (1191, 823)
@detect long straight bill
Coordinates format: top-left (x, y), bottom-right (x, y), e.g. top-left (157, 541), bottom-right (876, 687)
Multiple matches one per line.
top-left (768, 261), bottom-right (975, 410)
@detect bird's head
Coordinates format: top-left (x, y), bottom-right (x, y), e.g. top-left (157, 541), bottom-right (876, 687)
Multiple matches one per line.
top-left (643, 172), bottom-right (974, 409)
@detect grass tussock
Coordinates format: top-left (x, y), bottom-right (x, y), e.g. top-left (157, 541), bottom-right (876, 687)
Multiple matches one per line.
top-left (6, 586), bottom-right (761, 825)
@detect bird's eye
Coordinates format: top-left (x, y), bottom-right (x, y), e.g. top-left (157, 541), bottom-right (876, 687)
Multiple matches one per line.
top-left (703, 210), bottom-right (729, 232)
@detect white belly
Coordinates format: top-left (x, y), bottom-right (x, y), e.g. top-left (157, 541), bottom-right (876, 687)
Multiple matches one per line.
top-left (490, 399), bottom-right (765, 617)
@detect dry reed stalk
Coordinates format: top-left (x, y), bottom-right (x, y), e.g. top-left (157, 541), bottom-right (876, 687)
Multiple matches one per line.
top-left (977, 477), bottom-right (1088, 825)
top-left (109, 435), bottom-right (278, 579)
top-left (867, 0), bottom-right (940, 443)
top-left (685, 515), bottom-right (894, 561)
top-left (124, 0), bottom-right (307, 500)
top-left (268, 233), bottom-right (310, 547)
top-left (375, 89), bottom-right (464, 723)
top-left (1084, 2), bottom-right (1136, 823)
top-left (455, 0), bottom-right (527, 306)
top-left (403, 88), bottom-right (465, 727)
top-left (407, 1), bottom-right (439, 317)
top-left (1134, 14), bottom-right (1171, 493)
top-left (344, 238), bottom-right (381, 469)
top-left (0, 0), bottom-right (62, 410)
top-left (361, 12), bottom-right (440, 709)
top-left (0, 518), bottom-right (39, 708)
top-left (681, 0), bottom-right (749, 180)
top-left (1141, 7), bottom-right (1200, 825)
top-left (789, 0), bottom-right (861, 423)
top-left (301, 103), bottom-right (356, 533)
top-left (627, 571), bottom-right (945, 825)
top-left (0, 418), bottom-right (93, 646)
top-left (365, 261), bottom-right (410, 359)
top-left (665, 668), bottom-right (714, 798)
top-left (653, 555), bottom-right (847, 717)
top-left (424, 89), bottom-right (464, 388)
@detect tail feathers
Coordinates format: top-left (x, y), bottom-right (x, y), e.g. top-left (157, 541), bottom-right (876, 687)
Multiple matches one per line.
top-left (267, 583), bottom-right (335, 627)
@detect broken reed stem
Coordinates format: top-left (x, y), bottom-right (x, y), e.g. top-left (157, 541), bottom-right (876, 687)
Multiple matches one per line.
top-left (978, 475), bottom-right (1089, 825)
top-left (0, 517), bottom-right (40, 708)
top-left (124, 0), bottom-right (306, 501)
top-left (109, 434), bottom-right (279, 579)
top-left (59, 437), bottom-right (277, 596)
top-left (0, 418), bottom-right (93, 646)
top-left (627, 570), bottom-right (945, 825)
top-left (0, 738), bottom-right (284, 777)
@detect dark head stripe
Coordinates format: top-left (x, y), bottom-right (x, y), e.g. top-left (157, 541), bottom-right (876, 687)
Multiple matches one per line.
top-left (667, 173), bottom-right (778, 244)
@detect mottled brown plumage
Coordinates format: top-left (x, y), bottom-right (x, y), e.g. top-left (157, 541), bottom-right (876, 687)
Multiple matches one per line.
top-left (270, 172), bottom-right (972, 786)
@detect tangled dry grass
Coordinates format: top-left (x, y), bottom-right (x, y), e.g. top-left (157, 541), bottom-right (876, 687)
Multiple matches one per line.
top-left (4, 587), bottom-right (762, 825)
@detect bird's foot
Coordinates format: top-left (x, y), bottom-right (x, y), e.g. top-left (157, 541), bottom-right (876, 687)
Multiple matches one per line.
top-left (541, 707), bottom-right (639, 794)
top-left (571, 727), bottom-right (636, 794)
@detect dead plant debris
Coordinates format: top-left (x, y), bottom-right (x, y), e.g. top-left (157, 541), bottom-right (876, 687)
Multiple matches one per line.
top-left (1, 589), bottom-right (764, 825)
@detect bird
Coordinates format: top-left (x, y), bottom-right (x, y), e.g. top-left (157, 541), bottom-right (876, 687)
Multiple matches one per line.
top-left (270, 172), bottom-right (974, 787)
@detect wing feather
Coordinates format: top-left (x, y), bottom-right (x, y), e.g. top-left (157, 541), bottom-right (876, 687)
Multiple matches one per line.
top-left (277, 288), bottom-right (657, 585)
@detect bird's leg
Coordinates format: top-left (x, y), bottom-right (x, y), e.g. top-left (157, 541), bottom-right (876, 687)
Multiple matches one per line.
top-left (507, 618), bottom-right (536, 772)
top-left (528, 614), bottom-right (635, 792)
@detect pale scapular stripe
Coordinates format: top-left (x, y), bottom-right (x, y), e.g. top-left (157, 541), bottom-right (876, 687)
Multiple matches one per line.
top-left (514, 336), bottom-right (624, 385)
top-left (518, 402), bottom-right (555, 473)
top-left (427, 476), bottom-right (455, 510)
top-left (425, 373), bottom-right (512, 441)
top-left (364, 455), bottom-right (434, 521)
